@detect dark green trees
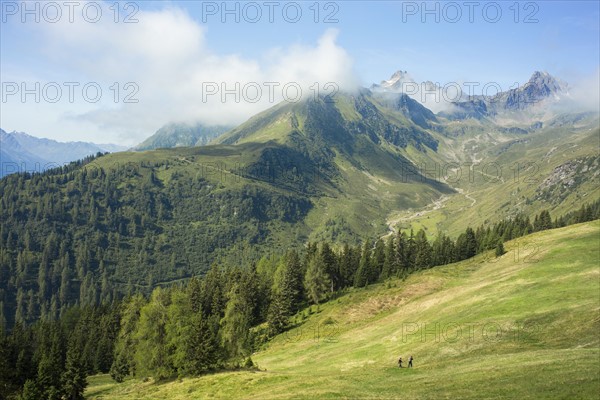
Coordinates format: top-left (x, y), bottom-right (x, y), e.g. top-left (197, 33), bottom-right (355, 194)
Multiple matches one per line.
top-left (134, 288), bottom-right (172, 380)
top-left (414, 230), bottom-right (433, 269)
top-left (354, 240), bottom-right (371, 288)
top-left (268, 250), bottom-right (304, 335)
top-left (304, 249), bottom-right (331, 304)
top-left (220, 283), bottom-right (253, 363)
top-left (61, 342), bottom-right (87, 400)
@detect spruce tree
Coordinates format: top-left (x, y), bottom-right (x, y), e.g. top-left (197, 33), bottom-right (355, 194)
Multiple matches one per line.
top-left (495, 242), bottom-right (506, 257)
top-left (371, 239), bottom-right (386, 282)
top-left (394, 231), bottom-right (409, 274)
top-left (337, 243), bottom-right (352, 288)
top-left (414, 229), bottom-right (433, 269)
top-left (134, 288), bottom-right (173, 380)
top-left (354, 240), bottom-right (371, 288)
top-left (304, 253), bottom-right (330, 304)
top-left (319, 243), bottom-right (338, 292)
top-left (266, 293), bottom-right (289, 336)
top-left (61, 342), bottom-right (87, 400)
top-left (18, 380), bottom-right (41, 400)
top-left (220, 284), bottom-right (252, 362)
top-left (380, 235), bottom-right (395, 280)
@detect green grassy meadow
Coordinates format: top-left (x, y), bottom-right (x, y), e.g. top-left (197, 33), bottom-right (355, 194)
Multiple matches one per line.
top-left (86, 221), bottom-right (600, 399)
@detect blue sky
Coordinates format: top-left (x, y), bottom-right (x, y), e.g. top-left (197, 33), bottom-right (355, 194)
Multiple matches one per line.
top-left (1, 1), bottom-right (599, 145)
top-left (175, 0), bottom-right (600, 84)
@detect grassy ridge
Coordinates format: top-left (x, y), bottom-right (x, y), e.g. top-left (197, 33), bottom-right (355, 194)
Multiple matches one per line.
top-left (86, 221), bottom-right (600, 399)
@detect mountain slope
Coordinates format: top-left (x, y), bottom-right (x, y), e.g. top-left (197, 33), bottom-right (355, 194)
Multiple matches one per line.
top-left (389, 112), bottom-right (599, 238)
top-left (1, 76), bottom-right (595, 332)
top-left (134, 122), bottom-right (232, 151)
top-left (86, 221), bottom-right (600, 399)
top-left (214, 90), bottom-right (452, 241)
top-left (0, 130), bottom-right (50, 173)
top-left (0, 92), bottom-right (456, 326)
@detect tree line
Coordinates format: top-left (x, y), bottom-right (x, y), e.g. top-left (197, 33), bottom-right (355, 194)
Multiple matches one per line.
top-left (1, 200), bottom-right (598, 399)
top-left (0, 153), bottom-right (312, 330)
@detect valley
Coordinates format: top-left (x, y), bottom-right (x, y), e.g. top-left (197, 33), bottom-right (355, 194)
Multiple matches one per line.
top-left (1, 22), bottom-right (598, 399)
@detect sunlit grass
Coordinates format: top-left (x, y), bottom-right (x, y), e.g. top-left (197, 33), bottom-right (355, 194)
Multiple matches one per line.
top-left (86, 221), bottom-right (600, 399)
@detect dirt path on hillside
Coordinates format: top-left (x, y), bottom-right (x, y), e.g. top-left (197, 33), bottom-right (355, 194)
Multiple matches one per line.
top-left (384, 186), bottom-right (480, 236)
top-left (385, 195), bottom-right (450, 236)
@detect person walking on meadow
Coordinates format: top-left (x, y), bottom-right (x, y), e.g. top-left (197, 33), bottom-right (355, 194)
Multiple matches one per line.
top-left (398, 357), bottom-right (403, 368)
top-left (408, 355), bottom-right (413, 368)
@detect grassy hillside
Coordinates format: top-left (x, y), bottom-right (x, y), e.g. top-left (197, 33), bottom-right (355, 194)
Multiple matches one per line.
top-left (86, 221), bottom-right (600, 399)
top-left (134, 123), bottom-right (231, 151)
top-left (391, 114), bottom-right (599, 238)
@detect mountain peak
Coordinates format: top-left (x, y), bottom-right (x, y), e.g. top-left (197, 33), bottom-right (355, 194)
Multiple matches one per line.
top-left (389, 70), bottom-right (409, 81)
top-left (526, 71), bottom-right (566, 94)
top-left (372, 70), bottom-right (415, 92)
top-left (134, 122), bottom-right (232, 151)
top-left (530, 70), bottom-right (550, 79)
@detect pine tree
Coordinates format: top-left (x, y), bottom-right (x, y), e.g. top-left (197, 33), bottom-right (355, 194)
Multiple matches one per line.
top-left (539, 210), bottom-right (553, 230)
top-left (414, 229), bottom-right (432, 269)
top-left (0, 301), bottom-right (6, 333)
top-left (456, 227), bottom-right (477, 260)
top-left (370, 239), bottom-right (385, 282)
top-left (15, 288), bottom-right (26, 325)
top-left (495, 242), bottom-right (506, 257)
top-left (354, 240), bottom-right (371, 287)
top-left (338, 243), bottom-right (356, 288)
top-left (406, 230), bottom-right (416, 269)
top-left (35, 325), bottom-right (65, 399)
top-left (304, 253), bottom-right (330, 304)
top-left (167, 289), bottom-right (218, 376)
top-left (380, 235), bottom-right (395, 280)
top-left (220, 284), bottom-right (252, 362)
top-left (134, 288), bottom-right (173, 380)
top-left (271, 251), bottom-right (303, 316)
top-left (394, 231), bottom-right (409, 274)
top-left (109, 354), bottom-right (128, 383)
top-left (18, 380), bottom-right (41, 400)
top-left (61, 341), bottom-right (87, 400)
top-left (266, 292), bottom-right (289, 336)
top-left (59, 265), bottom-right (70, 306)
top-left (319, 243), bottom-right (338, 292)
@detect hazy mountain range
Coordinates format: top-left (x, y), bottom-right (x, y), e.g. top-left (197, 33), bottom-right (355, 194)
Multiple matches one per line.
top-left (1, 70), bottom-right (572, 179)
top-left (0, 129), bottom-right (127, 177)
top-left (372, 70), bottom-right (569, 119)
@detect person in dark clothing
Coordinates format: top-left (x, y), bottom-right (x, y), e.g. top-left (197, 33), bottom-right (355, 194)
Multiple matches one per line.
top-left (408, 356), bottom-right (413, 368)
top-left (398, 357), bottom-right (403, 368)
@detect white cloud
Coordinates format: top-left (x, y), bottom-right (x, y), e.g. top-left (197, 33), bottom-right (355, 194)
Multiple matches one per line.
top-left (371, 71), bottom-right (462, 114)
top-left (566, 68), bottom-right (600, 112)
top-left (14, 3), bottom-right (358, 145)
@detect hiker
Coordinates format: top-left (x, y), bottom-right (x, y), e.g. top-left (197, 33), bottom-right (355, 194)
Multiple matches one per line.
top-left (408, 355), bottom-right (413, 368)
top-left (398, 357), bottom-right (403, 368)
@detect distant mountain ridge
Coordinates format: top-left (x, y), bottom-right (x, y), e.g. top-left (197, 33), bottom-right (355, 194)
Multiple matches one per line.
top-left (0, 129), bottom-right (126, 177)
top-left (134, 122), bottom-right (232, 151)
top-left (449, 71), bottom-right (568, 118)
top-left (372, 70), bottom-right (568, 120)
top-left (373, 92), bottom-right (438, 128)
